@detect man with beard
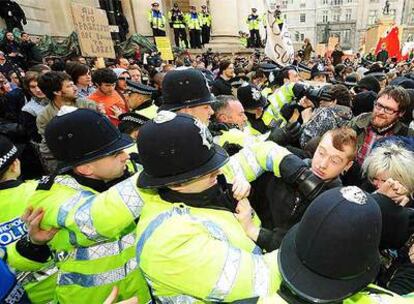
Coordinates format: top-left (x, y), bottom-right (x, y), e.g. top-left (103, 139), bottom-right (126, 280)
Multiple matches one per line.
top-left (348, 86), bottom-right (414, 165)
top-left (36, 71), bottom-right (98, 173)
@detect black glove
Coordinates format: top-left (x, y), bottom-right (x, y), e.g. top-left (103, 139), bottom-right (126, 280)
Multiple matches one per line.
top-left (294, 168), bottom-right (325, 202)
top-left (268, 121), bottom-right (301, 146)
top-left (208, 122), bottom-right (229, 137)
top-left (280, 103), bottom-right (303, 122)
top-left (222, 142), bottom-right (243, 156)
top-left (304, 86), bottom-right (333, 106)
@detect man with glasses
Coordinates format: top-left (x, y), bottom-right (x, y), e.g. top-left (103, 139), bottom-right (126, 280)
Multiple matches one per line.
top-left (348, 86), bottom-right (414, 165)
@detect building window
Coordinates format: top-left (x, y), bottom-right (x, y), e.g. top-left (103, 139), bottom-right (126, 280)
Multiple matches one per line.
top-left (300, 2), bottom-right (306, 8)
top-left (343, 30), bottom-right (351, 44)
top-left (411, 8), bottom-right (414, 23)
top-left (322, 0), bottom-right (328, 4)
top-left (322, 10), bottom-right (328, 23)
top-left (295, 32), bottom-right (300, 41)
top-left (368, 10), bottom-right (377, 25)
top-left (333, 13), bottom-right (340, 22)
top-left (347, 0), bottom-right (352, 2)
top-left (300, 13), bottom-right (306, 23)
top-left (300, 33), bottom-right (305, 41)
top-left (370, 0), bottom-right (379, 2)
top-left (333, 0), bottom-right (343, 5)
top-left (345, 9), bottom-right (352, 21)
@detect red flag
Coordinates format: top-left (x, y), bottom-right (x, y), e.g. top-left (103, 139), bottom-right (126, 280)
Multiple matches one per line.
top-left (375, 26), bottom-right (402, 61)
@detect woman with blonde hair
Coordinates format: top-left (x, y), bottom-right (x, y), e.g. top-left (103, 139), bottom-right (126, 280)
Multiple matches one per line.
top-left (362, 141), bottom-right (414, 205)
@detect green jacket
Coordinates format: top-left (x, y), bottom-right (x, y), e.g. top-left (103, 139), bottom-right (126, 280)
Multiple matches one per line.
top-left (347, 112), bottom-right (414, 153)
top-left (247, 14), bottom-right (261, 30)
top-left (29, 175), bottom-right (151, 304)
top-left (168, 10), bottom-right (186, 29)
top-left (1, 180), bottom-right (57, 304)
top-left (262, 83), bottom-right (295, 128)
top-left (200, 12), bottom-right (212, 27)
top-left (185, 12), bottom-right (202, 30)
top-left (148, 9), bottom-right (166, 30)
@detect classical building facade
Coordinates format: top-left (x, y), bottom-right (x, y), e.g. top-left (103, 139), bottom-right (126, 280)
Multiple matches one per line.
top-left (4, 0), bottom-right (414, 53)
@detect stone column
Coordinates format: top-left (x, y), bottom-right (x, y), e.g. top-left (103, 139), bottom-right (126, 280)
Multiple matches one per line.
top-left (206, 0), bottom-right (240, 49)
top-left (121, 0), bottom-right (137, 35)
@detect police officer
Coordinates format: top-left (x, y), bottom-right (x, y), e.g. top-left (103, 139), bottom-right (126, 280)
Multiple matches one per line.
top-left (148, 2), bottom-right (166, 37)
top-left (200, 4), bottom-right (212, 45)
top-left (237, 83), bottom-right (271, 135)
top-left (238, 187), bottom-right (414, 303)
top-left (26, 109), bottom-right (151, 304)
top-left (258, 63), bottom-right (280, 98)
top-left (134, 112), bottom-right (297, 302)
top-left (168, 3), bottom-right (188, 48)
top-left (125, 79), bottom-right (158, 119)
top-left (263, 81), bottom-right (333, 128)
top-left (247, 8), bottom-right (262, 48)
top-left (310, 62), bottom-right (329, 83)
top-left (185, 5), bottom-right (202, 49)
top-left (118, 112), bottom-right (149, 171)
top-left (0, 135), bottom-right (57, 303)
top-left (159, 69), bottom-right (215, 125)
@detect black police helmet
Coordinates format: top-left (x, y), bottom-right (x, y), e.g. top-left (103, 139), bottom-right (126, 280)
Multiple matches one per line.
top-left (279, 187), bottom-right (381, 303)
top-left (0, 135), bottom-right (19, 174)
top-left (237, 83), bottom-right (267, 110)
top-left (45, 108), bottom-right (133, 173)
top-left (159, 69), bottom-right (214, 111)
top-left (137, 111), bottom-right (228, 188)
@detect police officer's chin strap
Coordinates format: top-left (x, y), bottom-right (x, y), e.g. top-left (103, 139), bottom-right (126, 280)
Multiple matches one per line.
top-left (159, 174), bottom-right (238, 213)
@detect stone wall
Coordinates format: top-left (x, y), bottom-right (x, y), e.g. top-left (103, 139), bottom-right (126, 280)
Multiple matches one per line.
top-left (0, 0), bottom-right (99, 37)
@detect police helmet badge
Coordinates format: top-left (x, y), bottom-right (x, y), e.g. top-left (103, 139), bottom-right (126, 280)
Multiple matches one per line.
top-left (251, 87), bottom-right (262, 101)
top-left (154, 111), bottom-right (177, 124)
top-left (194, 119), bottom-right (212, 149)
top-left (317, 63), bottom-right (325, 72)
top-left (340, 186), bottom-right (368, 205)
top-left (269, 71), bottom-right (275, 84)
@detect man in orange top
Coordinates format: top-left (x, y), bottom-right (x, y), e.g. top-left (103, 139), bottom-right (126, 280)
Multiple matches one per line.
top-left (89, 68), bottom-right (128, 125)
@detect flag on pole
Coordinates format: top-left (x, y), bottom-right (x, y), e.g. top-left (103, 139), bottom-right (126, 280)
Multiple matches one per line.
top-left (375, 26), bottom-right (402, 61)
top-left (263, 0), bottom-right (294, 66)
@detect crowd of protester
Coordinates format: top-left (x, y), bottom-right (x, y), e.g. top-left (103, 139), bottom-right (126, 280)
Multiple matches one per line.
top-left (1, 30), bottom-right (414, 303)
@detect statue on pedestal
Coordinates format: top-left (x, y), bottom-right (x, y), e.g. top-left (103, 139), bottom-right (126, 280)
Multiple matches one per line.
top-left (383, 0), bottom-right (390, 15)
top-left (0, 0), bottom-right (27, 31)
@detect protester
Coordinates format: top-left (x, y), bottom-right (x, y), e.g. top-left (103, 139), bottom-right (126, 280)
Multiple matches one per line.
top-left (211, 60), bottom-right (235, 96)
top-left (36, 71), bottom-right (98, 173)
top-left (89, 68), bottom-right (128, 126)
top-left (66, 62), bottom-right (95, 98)
top-left (2, 11), bottom-right (414, 303)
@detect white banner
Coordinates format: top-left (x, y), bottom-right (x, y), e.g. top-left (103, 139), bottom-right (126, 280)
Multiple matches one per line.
top-left (263, 0), bottom-right (294, 66)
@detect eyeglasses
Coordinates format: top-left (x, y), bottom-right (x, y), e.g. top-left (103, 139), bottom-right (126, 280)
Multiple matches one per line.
top-left (118, 77), bottom-right (130, 81)
top-left (374, 101), bottom-right (399, 115)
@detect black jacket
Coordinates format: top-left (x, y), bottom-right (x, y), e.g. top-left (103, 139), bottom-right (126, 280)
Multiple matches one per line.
top-left (250, 155), bottom-right (342, 232)
top-left (211, 76), bottom-right (232, 96)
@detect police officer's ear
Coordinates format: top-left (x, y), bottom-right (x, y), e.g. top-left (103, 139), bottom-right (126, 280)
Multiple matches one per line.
top-left (74, 163), bottom-right (94, 177)
top-left (10, 158), bottom-right (20, 173)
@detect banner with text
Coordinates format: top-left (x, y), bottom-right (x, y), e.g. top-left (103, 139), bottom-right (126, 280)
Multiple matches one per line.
top-left (71, 3), bottom-right (116, 59)
top-left (155, 37), bottom-right (174, 61)
top-left (263, 0), bottom-right (294, 66)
